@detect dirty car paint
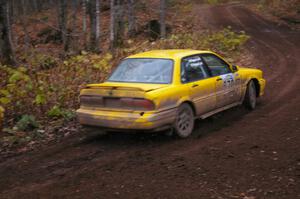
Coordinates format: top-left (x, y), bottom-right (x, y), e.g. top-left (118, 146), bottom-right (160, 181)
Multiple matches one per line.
top-left (76, 50), bottom-right (266, 131)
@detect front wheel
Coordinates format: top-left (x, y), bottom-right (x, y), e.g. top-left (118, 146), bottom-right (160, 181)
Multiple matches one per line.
top-left (243, 80), bottom-right (257, 110)
top-left (174, 103), bottom-right (195, 138)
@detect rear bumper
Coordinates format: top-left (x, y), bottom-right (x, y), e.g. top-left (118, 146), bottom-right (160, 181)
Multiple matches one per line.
top-left (259, 78), bottom-right (266, 96)
top-left (76, 108), bottom-right (177, 131)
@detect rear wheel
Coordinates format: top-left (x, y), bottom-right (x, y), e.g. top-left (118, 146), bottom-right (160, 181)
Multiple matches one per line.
top-left (244, 80), bottom-right (257, 110)
top-left (174, 103), bottom-right (195, 138)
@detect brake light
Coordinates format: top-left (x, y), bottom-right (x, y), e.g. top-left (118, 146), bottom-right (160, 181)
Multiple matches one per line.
top-left (121, 98), bottom-right (155, 110)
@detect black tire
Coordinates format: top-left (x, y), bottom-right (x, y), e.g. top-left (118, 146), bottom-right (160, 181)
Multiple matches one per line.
top-left (243, 80), bottom-right (257, 110)
top-left (174, 103), bottom-right (195, 138)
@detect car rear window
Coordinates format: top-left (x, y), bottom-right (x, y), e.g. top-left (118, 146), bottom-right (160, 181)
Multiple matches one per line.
top-left (108, 58), bottom-right (173, 84)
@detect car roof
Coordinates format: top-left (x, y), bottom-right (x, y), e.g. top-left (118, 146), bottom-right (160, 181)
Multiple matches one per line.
top-left (127, 49), bottom-right (213, 59)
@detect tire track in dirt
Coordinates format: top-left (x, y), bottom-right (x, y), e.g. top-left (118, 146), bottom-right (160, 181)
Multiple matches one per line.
top-left (229, 6), bottom-right (300, 117)
top-left (224, 5), bottom-right (287, 82)
top-left (0, 3), bottom-right (299, 199)
top-left (173, 3), bottom-right (300, 157)
top-left (219, 4), bottom-right (300, 111)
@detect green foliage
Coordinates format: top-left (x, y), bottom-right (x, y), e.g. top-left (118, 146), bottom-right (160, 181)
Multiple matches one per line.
top-left (40, 56), bottom-right (57, 70)
top-left (47, 105), bottom-right (75, 120)
top-left (1, 127), bottom-right (44, 147)
top-left (0, 106), bottom-right (4, 117)
top-left (0, 96), bottom-right (11, 105)
top-left (16, 115), bottom-right (39, 131)
top-left (0, 106), bottom-right (4, 129)
top-left (0, 133), bottom-right (25, 146)
top-left (149, 27), bottom-right (250, 56)
top-left (207, 0), bottom-right (219, 5)
top-left (1, 51), bottom-right (113, 133)
top-left (35, 93), bottom-right (47, 105)
top-left (206, 0), bottom-right (235, 4)
top-left (93, 53), bottom-right (113, 71)
top-left (20, 51), bottom-right (58, 70)
top-left (0, 25), bottom-right (249, 147)
top-left (204, 28), bottom-right (250, 52)
top-left (0, 65), bottom-right (32, 110)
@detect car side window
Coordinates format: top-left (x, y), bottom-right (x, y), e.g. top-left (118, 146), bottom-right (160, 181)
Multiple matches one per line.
top-left (201, 54), bottom-right (232, 76)
top-left (181, 55), bottom-right (209, 83)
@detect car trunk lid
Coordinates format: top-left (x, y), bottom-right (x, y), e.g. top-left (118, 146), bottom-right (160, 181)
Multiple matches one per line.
top-left (79, 82), bottom-right (168, 111)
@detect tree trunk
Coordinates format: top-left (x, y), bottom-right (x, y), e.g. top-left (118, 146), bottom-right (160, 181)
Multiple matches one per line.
top-left (21, 0), bottom-right (30, 50)
top-left (82, 0), bottom-right (87, 49)
top-left (82, 0), bottom-right (87, 33)
top-left (95, 0), bottom-right (100, 45)
top-left (70, 0), bottom-right (78, 53)
top-left (58, 0), bottom-right (68, 51)
top-left (33, 0), bottom-right (38, 12)
top-left (71, 0), bottom-right (77, 32)
top-left (88, 0), bottom-right (100, 52)
top-left (0, 0), bottom-right (16, 65)
top-left (110, 0), bottom-right (125, 50)
top-left (159, 0), bottom-right (166, 39)
top-left (116, 0), bottom-right (125, 46)
top-left (109, 0), bottom-right (115, 51)
top-left (127, 0), bottom-right (136, 37)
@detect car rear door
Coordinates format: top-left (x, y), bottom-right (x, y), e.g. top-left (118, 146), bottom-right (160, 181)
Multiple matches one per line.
top-left (181, 55), bottom-right (216, 116)
top-left (201, 53), bottom-right (239, 108)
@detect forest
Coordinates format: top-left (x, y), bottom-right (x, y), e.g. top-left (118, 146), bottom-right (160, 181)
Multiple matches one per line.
top-left (0, 0), bottom-right (299, 151)
top-left (0, 0), bottom-right (256, 147)
top-left (0, 0), bottom-right (299, 198)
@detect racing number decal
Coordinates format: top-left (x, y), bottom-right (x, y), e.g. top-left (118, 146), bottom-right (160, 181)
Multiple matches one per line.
top-left (220, 74), bottom-right (235, 88)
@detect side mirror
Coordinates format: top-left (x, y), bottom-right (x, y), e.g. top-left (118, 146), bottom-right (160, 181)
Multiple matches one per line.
top-left (231, 65), bottom-right (239, 72)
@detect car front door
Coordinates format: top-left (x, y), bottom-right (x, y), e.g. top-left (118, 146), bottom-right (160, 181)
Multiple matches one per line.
top-left (181, 55), bottom-right (216, 116)
top-left (201, 53), bottom-right (239, 108)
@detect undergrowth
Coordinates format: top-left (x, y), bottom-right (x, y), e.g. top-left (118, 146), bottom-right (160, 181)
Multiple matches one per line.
top-left (0, 27), bottom-right (249, 148)
top-left (256, 0), bottom-right (300, 20)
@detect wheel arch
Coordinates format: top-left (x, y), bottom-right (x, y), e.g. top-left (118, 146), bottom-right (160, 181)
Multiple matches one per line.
top-left (249, 78), bottom-right (260, 97)
top-left (180, 101), bottom-right (197, 116)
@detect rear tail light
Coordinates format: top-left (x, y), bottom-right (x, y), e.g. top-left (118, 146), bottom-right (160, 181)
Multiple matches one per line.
top-left (121, 98), bottom-right (155, 110)
top-left (80, 95), bottom-right (155, 111)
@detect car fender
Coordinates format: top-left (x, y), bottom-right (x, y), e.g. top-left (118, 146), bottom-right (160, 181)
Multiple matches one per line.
top-left (241, 76), bottom-right (261, 100)
top-left (175, 96), bottom-right (196, 114)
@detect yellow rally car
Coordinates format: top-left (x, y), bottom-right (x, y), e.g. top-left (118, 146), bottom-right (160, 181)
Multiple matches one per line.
top-left (76, 50), bottom-right (266, 138)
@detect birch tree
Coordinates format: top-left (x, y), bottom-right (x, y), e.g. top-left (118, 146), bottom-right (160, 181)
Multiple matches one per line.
top-left (109, 0), bottom-right (115, 50)
top-left (96, 0), bottom-right (100, 43)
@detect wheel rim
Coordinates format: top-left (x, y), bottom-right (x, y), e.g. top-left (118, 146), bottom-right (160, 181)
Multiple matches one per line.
top-left (249, 82), bottom-right (256, 108)
top-left (176, 106), bottom-right (193, 136)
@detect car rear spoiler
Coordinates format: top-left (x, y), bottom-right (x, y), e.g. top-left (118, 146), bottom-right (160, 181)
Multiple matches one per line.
top-left (85, 84), bottom-right (163, 92)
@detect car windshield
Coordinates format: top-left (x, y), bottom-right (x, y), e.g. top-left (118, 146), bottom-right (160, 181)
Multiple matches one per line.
top-left (108, 58), bottom-right (173, 84)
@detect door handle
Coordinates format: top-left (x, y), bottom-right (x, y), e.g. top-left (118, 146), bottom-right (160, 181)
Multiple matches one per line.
top-left (192, 84), bottom-right (199, 88)
top-left (216, 77), bottom-right (222, 81)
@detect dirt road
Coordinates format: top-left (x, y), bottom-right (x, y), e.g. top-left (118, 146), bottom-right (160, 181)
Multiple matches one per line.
top-left (0, 3), bottom-right (299, 199)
